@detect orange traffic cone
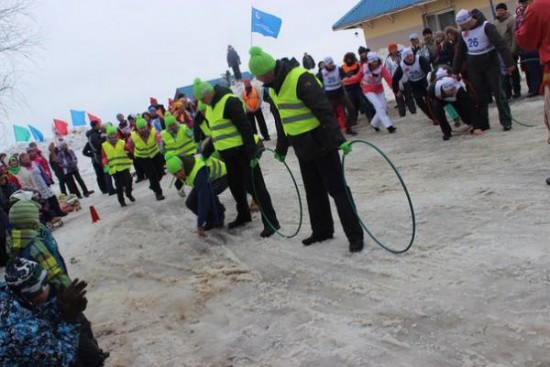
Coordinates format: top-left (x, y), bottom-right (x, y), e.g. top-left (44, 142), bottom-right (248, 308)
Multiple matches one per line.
top-left (90, 205), bottom-right (100, 223)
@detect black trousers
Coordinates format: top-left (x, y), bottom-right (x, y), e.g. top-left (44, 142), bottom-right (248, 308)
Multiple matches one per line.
top-left (223, 153), bottom-right (278, 228)
top-left (135, 154), bottom-right (164, 196)
top-left (345, 84), bottom-right (375, 120)
top-left (51, 164), bottom-right (67, 195)
top-left (112, 169), bottom-right (133, 204)
top-left (396, 81), bottom-right (417, 117)
top-left (91, 160), bottom-right (107, 193)
top-left (410, 80), bottom-right (433, 120)
top-left (329, 92), bottom-right (357, 128)
top-left (503, 55), bottom-right (521, 98)
top-left (246, 110), bottom-right (270, 139)
top-left (185, 177), bottom-right (228, 227)
top-left (65, 170), bottom-right (90, 198)
top-left (298, 150), bottom-right (363, 242)
top-left (133, 159), bottom-right (146, 180)
top-left (431, 89), bottom-right (478, 135)
top-left (46, 195), bottom-right (65, 216)
top-left (231, 65), bottom-right (242, 81)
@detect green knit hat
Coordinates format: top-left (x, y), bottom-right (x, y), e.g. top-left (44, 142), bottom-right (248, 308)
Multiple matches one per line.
top-left (9, 199), bottom-right (41, 229)
top-left (193, 78), bottom-right (214, 100)
top-left (164, 112), bottom-right (177, 127)
top-left (248, 46), bottom-right (276, 76)
top-left (165, 152), bottom-right (183, 175)
top-left (136, 117), bottom-right (148, 129)
top-left (197, 101), bottom-right (207, 112)
top-left (106, 126), bottom-right (117, 136)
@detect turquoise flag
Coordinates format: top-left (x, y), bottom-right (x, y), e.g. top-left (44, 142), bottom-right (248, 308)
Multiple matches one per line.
top-left (28, 125), bottom-right (44, 142)
top-left (13, 125), bottom-right (31, 142)
top-left (70, 109), bottom-right (86, 126)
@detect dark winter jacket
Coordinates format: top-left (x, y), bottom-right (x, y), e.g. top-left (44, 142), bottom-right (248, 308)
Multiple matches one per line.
top-left (302, 54), bottom-right (315, 70)
top-left (86, 129), bottom-right (103, 164)
top-left (435, 41), bottom-right (456, 66)
top-left (227, 48), bottom-right (241, 68)
top-left (452, 17), bottom-right (514, 75)
top-left (392, 56), bottom-right (431, 93)
top-left (264, 58), bottom-right (345, 161)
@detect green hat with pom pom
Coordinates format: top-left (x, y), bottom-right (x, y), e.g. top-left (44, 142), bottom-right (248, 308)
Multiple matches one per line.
top-left (164, 112), bottom-right (177, 127)
top-left (136, 117), bottom-right (148, 129)
top-left (165, 152), bottom-right (183, 175)
top-left (193, 78), bottom-right (214, 100)
top-left (248, 46), bottom-right (276, 76)
top-left (106, 126), bottom-right (117, 136)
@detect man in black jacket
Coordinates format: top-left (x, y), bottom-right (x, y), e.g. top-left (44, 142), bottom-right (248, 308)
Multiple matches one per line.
top-left (227, 45), bottom-right (242, 82)
top-left (249, 46), bottom-right (364, 253)
top-left (83, 121), bottom-right (114, 195)
top-left (194, 78), bottom-right (279, 238)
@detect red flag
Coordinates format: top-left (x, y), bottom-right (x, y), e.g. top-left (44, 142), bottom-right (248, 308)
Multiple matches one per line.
top-left (150, 97), bottom-right (158, 106)
top-left (53, 119), bottom-right (68, 136)
top-left (87, 113), bottom-right (102, 126)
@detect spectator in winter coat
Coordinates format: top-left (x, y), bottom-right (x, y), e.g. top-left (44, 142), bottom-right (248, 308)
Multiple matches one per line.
top-left (249, 46), bottom-right (364, 253)
top-left (439, 27), bottom-right (460, 67)
top-left (48, 143), bottom-right (67, 195)
top-left (116, 113), bottom-right (132, 141)
top-left (242, 78), bottom-right (271, 140)
top-left (227, 45), bottom-right (242, 81)
top-left (302, 52), bottom-right (315, 70)
top-left (27, 146), bottom-right (53, 185)
top-left (85, 121), bottom-right (113, 194)
top-left (57, 143), bottom-right (94, 199)
top-left (494, 2), bottom-right (522, 99)
top-left (384, 44), bottom-right (416, 117)
top-left (422, 28), bottom-right (437, 66)
top-left (0, 257), bottom-right (82, 367)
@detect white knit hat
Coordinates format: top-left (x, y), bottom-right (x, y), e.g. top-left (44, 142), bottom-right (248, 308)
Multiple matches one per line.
top-left (367, 52), bottom-right (379, 64)
top-left (435, 68), bottom-right (449, 79)
top-left (323, 56), bottom-right (334, 65)
top-left (401, 47), bottom-right (414, 58)
top-left (456, 9), bottom-right (472, 25)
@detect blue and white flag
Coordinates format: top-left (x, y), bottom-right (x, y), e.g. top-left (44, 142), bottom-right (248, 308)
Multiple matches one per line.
top-left (28, 125), bottom-right (44, 142)
top-left (251, 7), bottom-right (282, 38)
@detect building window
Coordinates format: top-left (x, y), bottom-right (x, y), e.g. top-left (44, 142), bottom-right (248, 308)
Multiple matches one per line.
top-left (424, 9), bottom-right (456, 31)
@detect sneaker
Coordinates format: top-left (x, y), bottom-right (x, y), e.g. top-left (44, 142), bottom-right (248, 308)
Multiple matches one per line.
top-left (155, 194), bottom-right (165, 201)
top-left (302, 233), bottom-right (333, 246)
top-left (127, 194), bottom-right (135, 202)
top-left (349, 238), bottom-right (364, 253)
top-left (228, 217), bottom-right (252, 229)
top-left (387, 126), bottom-right (397, 133)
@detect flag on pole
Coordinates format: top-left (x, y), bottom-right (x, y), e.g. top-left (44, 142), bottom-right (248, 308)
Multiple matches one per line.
top-left (251, 7), bottom-right (282, 38)
top-left (13, 125), bottom-right (31, 142)
top-left (28, 125), bottom-right (44, 142)
top-left (70, 109), bottom-right (86, 126)
top-left (52, 124), bottom-right (64, 146)
top-left (87, 112), bottom-right (102, 126)
top-left (53, 119), bottom-right (69, 136)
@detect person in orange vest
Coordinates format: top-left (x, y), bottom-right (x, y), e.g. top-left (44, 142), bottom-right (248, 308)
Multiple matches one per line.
top-left (242, 79), bottom-right (271, 141)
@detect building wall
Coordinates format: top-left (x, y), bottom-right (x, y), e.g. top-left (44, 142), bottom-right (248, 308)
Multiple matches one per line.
top-left (360, 0), bottom-right (516, 52)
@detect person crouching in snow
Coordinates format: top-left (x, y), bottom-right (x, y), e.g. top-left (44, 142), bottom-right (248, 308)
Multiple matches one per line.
top-left (320, 56), bottom-right (358, 136)
top-left (102, 126), bottom-right (135, 207)
top-left (428, 67), bottom-right (481, 140)
top-left (344, 51), bottom-right (396, 133)
top-left (165, 153), bottom-right (227, 239)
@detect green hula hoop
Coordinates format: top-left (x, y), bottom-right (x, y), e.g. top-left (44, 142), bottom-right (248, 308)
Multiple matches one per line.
top-left (342, 140), bottom-right (416, 254)
top-left (251, 147), bottom-right (303, 239)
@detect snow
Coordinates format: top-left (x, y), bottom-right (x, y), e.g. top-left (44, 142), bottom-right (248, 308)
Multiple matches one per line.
top-left (6, 96), bottom-right (550, 366)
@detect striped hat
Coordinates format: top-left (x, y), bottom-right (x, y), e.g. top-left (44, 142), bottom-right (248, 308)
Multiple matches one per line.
top-left (9, 199), bottom-right (41, 229)
top-left (5, 257), bottom-right (48, 300)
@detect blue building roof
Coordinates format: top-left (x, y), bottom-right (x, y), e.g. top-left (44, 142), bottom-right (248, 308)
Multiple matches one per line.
top-left (333, 0), bottom-right (434, 30)
top-left (175, 72), bottom-right (253, 99)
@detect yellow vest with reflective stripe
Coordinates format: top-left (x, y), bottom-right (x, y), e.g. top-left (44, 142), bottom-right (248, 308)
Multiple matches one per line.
top-left (199, 120), bottom-right (211, 137)
top-left (268, 67), bottom-right (321, 136)
top-left (131, 128), bottom-right (159, 158)
top-left (160, 126), bottom-right (197, 156)
top-left (204, 94), bottom-right (244, 151)
top-left (185, 156), bottom-right (227, 187)
top-left (101, 140), bottom-right (132, 175)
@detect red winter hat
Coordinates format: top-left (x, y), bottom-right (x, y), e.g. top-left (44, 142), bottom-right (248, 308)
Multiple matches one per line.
top-left (243, 78), bottom-right (251, 86)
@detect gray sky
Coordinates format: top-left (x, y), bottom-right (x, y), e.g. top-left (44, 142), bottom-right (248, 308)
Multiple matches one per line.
top-left (3, 0), bottom-right (363, 145)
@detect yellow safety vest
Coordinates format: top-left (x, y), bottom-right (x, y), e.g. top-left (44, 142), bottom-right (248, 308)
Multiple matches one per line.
top-left (204, 94), bottom-right (244, 151)
top-left (185, 156), bottom-right (227, 187)
top-left (160, 126), bottom-right (197, 156)
top-left (199, 120), bottom-right (211, 137)
top-left (101, 140), bottom-right (132, 175)
top-left (268, 67), bottom-right (321, 136)
top-left (131, 128), bottom-right (159, 158)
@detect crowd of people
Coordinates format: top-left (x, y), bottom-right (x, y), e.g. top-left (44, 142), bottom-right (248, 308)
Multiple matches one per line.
top-left (0, 1), bottom-right (548, 364)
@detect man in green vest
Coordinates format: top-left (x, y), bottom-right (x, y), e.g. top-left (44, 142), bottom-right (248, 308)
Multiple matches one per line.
top-left (126, 117), bottom-right (165, 201)
top-left (102, 126), bottom-right (135, 207)
top-left (249, 46), bottom-right (364, 253)
top-left (193, 78), bottom-right (279, 238)
top-left (165, 153), bottom-right (227, 239)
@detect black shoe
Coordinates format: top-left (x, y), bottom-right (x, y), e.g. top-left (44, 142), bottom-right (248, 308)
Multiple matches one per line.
top-left (387, 126), bottom-right (397, 133)
top-left (228, 217), bottom-right (251, 229)
top-left (108, 191), bottom-right (116, 196)
top-left (84, 190), bottom-right (94, 197)
top-left (371, 126), bottom-right (380, 132)
top-left (263, 136), bottom-right (271, 141)
top-left (546, 177), bottom-right (550, 185)
top-left (155, 193), bottom-right (165, 201)
top-left (302, 233), bottom-right (333, 246)
top-left (77, 195), bottom-right (83, 199)
top-left (127, 194), bottom-right (135, 202)
top-left (120, 202), bottom-right (127, 207)
top-left (513, 93), bottom-right (521, 99)
top-left (503, 126), bottom-right (512, 131)
top-left (349, 238), bottom-right (364, 253)
top-left (260, 224), bottom-right (280, 238)
top-left (443, 133), bottom-right (451, 141)
top-left (345, 128), bottom-right (358, 136)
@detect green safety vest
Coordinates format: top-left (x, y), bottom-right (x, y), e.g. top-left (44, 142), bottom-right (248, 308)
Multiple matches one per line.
top-left (268, 66), bottom-right (321, 136)
top-left (185, 155), bottom-right (227, 187)
top-left (204, 94), bottom-right (244, 151)
top-left (160, 126), bottom-right (197, 156)
top-left (131, 128), bottom-right (159, 158)
top-left (101, 140), bottom-right (132, 175)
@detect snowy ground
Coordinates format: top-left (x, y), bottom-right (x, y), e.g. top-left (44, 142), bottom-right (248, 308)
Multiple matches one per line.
top-left (40, 96), bottom-right (550, 366)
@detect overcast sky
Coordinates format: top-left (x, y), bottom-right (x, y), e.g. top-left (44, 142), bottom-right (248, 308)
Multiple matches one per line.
top-left (2, 0), bottom-right (364, 146)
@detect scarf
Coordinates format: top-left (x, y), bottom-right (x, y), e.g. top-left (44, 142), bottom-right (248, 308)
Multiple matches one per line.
top-left (8, 158), bottom-right (21, 175)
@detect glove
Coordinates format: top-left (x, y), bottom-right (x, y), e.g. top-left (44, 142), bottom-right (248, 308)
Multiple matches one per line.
top-left (339, 141), bottom-right (352, 156)
top-left (250, 157), bottom-right (259, 168)
top-left (103, 165), bottom-right (110, 173)
top-left (274, 151), bottom-right (285, 163)
top-left (58, 279), bottom-right (88, 322)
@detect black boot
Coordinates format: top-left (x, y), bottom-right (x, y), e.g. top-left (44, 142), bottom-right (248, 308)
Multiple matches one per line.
top-left (345, 128), bottom-right (358, 136)
top-left (228, 216), bottom-right (251, 229)
top-left (260, 223), bottom-right (280, 238)
top-left (387, 126), bottom-right (397, 133)
top-left (155, 193), bottom-right (165, 201)
top-left (127, 194), bottom-right (135, 202)
top-left (349, 238), bottom-right (364, 253)
top-left (302, 233), bottom-right (333, 246)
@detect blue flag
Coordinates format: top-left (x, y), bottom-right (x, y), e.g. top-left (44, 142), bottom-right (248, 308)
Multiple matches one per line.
top-left (28, 124), bottom-right (44, 142)
top-left (251, 7), bottom-right (282, 38)
top-left (70, 109), bottom-right (86, 126)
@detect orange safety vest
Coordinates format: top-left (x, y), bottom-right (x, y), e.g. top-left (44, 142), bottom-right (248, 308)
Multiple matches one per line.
top-left (242, 87), bottom-right (260, 111)
top-left (342, 62), bottom-right (360, 77)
